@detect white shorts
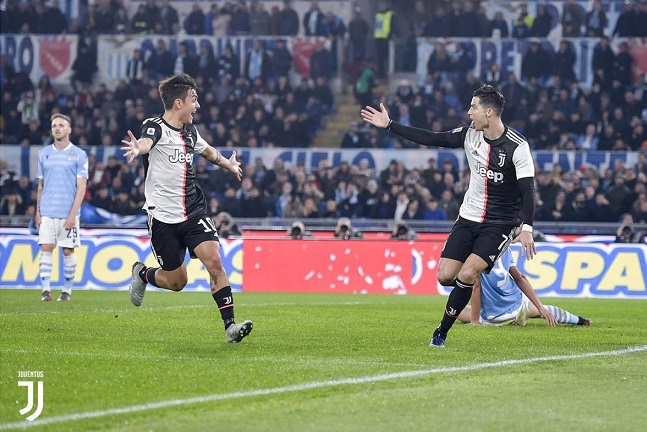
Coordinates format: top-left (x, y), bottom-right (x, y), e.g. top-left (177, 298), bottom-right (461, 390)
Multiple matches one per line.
top-left (38, 216), bottom-right (81, 248)
top-left (481, 296), bottom-right (530, 327)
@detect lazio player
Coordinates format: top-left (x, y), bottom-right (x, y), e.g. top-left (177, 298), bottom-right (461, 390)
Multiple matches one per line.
top-left (457, 248), bottom-right (591, 327)
top-left (35, 114), bottom-right (88, 302)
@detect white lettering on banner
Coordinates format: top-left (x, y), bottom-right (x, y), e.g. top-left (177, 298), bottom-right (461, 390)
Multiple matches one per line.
top-left (0, 232), bottom-right (645, 298)
top-left (436, 243), bottom-right (647, 299)
top-left (415, 37), bottom-right (645, 90)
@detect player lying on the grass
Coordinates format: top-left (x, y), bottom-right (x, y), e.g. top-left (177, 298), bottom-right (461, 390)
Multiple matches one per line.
top-left (456, 248), bottom-right (591, 327)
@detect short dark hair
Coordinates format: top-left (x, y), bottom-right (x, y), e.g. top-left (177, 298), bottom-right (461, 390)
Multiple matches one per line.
top-left (473, 84), bottom-right (505, 117)
top-left (158, 74), bottom-right (198, 110)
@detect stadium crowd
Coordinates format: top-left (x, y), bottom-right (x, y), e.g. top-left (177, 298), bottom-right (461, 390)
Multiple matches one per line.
top-left (1, 0), bottom-right (647, 229)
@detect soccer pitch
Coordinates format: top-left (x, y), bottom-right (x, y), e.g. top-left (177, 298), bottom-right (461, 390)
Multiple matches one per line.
top-left (1, 290), bottom-right (646, 431)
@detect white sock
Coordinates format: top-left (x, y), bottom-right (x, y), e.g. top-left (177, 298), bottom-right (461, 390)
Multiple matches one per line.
top-left (40, 251), bottom-right (53, 292)
top-left (545, 305), bottom-right (579, 325)
top-left (62, 254), bottom-right (77, 294)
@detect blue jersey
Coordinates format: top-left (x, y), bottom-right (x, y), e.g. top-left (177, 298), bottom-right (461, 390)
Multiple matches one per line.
top-left (479, 248), bottom-right (523, 320)
top-left (37, 143), bottom-right (88, 218)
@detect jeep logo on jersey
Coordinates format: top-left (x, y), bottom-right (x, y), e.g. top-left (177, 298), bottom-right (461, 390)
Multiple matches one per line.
top-left (169, 148), bottom-right (193, 164)
top-left (476, 163), bottom-right (504, 183)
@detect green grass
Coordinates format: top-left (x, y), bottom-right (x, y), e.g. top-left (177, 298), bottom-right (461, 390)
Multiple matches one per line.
top-left (1, 290), bottom-right (646, 431)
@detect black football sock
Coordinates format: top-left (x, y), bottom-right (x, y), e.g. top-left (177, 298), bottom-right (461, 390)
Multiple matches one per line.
top-left (139, 267), bottom-right (161, 288)
top-left (438, 278), bottom-right (474, 334)
top-left (212, 286), bottom-right (235, 329)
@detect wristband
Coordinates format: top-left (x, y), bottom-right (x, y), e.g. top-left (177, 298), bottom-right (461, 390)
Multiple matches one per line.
top-left (521, 224), bottom-right (533, 233)
top-left (386, 119), bottom-right (393, 131)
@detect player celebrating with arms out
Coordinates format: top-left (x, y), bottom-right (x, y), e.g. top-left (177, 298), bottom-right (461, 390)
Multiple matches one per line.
top-left (361, 85), bottom-right (536, 347)
top-left (121, 74), bottom-right (252, 343)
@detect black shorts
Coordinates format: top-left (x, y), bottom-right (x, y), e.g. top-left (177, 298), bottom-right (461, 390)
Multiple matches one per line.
top-left (148, 214), bottom-right (219, 271)
top-left (441, 217), bottom-right (517, 273)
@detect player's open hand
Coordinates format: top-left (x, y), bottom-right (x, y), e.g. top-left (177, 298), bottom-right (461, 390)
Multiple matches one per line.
top-left (538, 306), bottom-right (557, 327)
top-left (121, 130), bottom-right (140, 163)
top-left (512, 230), bottom-right (536, 259)
top-left (360, 103), bottom-right (391, 129)
top-left (228, 151), bottom-right (243, 181)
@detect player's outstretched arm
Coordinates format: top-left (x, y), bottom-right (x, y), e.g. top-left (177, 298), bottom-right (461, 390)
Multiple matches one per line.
top-left (121, 130), bottom-right (153, 163)
top-left (201, 146), bottom-right (243, 181)
top-left (361, 104), bottom-right (464, 148)
top-left (510, 266), bottom-right (557, 327)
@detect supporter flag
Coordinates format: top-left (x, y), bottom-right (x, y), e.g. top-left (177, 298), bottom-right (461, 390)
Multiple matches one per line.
top-left (80, 204), bottom-right (147, 226)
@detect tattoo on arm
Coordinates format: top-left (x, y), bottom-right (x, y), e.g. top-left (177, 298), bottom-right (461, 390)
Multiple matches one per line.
top-left (215, 152), bottom-right (221, 165)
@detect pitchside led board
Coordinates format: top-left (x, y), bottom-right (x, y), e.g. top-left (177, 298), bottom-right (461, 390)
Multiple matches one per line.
top-left (1, 229), bottom-right (645, 299)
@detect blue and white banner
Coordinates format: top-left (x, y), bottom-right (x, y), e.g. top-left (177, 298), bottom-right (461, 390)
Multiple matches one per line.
top-left (80, 204), bottom-right (147, 227)
top-left (0, 35), bottom-right (78, 87)
top-left (416, 37), bottom-right (646, 90)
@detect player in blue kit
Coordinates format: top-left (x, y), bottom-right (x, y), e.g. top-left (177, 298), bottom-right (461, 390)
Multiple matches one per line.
top-left (456, 248), bottom-right (591, 327)
top-left (36, 114), bottom-right (89, 302)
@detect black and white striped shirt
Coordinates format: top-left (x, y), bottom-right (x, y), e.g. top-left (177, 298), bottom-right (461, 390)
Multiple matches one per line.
top-left (140, 116), bottom-right (209, 224)
top-left (390, 122), bottom-right (535, 226)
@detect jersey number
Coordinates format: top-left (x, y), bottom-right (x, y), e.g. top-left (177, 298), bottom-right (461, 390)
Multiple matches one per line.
top-left (66, 227), bottom-right (78, 239)
top-left (197, 217), bottom-right (218, 233)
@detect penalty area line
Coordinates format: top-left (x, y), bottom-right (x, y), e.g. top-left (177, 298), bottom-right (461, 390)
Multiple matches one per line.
top-left (1, 345), bottom-right (646, 430)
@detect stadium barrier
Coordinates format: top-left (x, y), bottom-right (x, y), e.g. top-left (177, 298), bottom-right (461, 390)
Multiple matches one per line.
top-left (1, 229), bottom-right (645, 298)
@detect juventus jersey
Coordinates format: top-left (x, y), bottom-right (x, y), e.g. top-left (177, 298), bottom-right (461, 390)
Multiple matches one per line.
top-left (454, 126), bottom-right (534, 224)
top-left (390, 123), bottom-right (535, 225)
top-left (140, 116), bottom-right (209, 224)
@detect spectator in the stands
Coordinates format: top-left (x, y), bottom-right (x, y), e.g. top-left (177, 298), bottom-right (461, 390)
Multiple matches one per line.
top-left (230, 0), bottom-right (251, 35)
top-left (245, 39), bottom-right (270, 84)
top-left (310, 40), bottom-right (333, 80)
top-left (270, 39), bottom-right (292, 80)
top-left (303, 1), bottom-right (327, 36)
top-left (613, 1), bottom-right (637, 37)
top-left (561, 0), bottom-right (585, 37)
top-left (531, 4), bottom-right (552, 37)
top-left (489, 11), bottom-right (509, 38)
top-left (158, 0), bottom-right (179, 35)
top-left (276, 0), bottom-right (299, 36)
top-left (70, 36), bottom-right (97, 92)
top-left (512, 3), bottom-right (533, 38)
top-left (0, 189), bottom-right (25, 216)
top-left (522, 42), bottom-right (552, 85)
top-left (184, 3), bottom-right (206, 35)
top-left (145, 39), bottom-right (174, 80)
top-left (585, 0), bottom-right (607, 37)
top-left (249, 1), bottom-right (270, 36)
top-left (218, 43), bottom-right (241, 81)
top-left (347, 5), bottom-right (369, 61)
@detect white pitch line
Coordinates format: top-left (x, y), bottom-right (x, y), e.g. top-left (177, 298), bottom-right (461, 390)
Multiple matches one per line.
top-left (2, 349), bottom-right (430, 369)
top-left (1, 345), bottom-right (645, 430)
top-left (0, 301), bottom-right (370, 317)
